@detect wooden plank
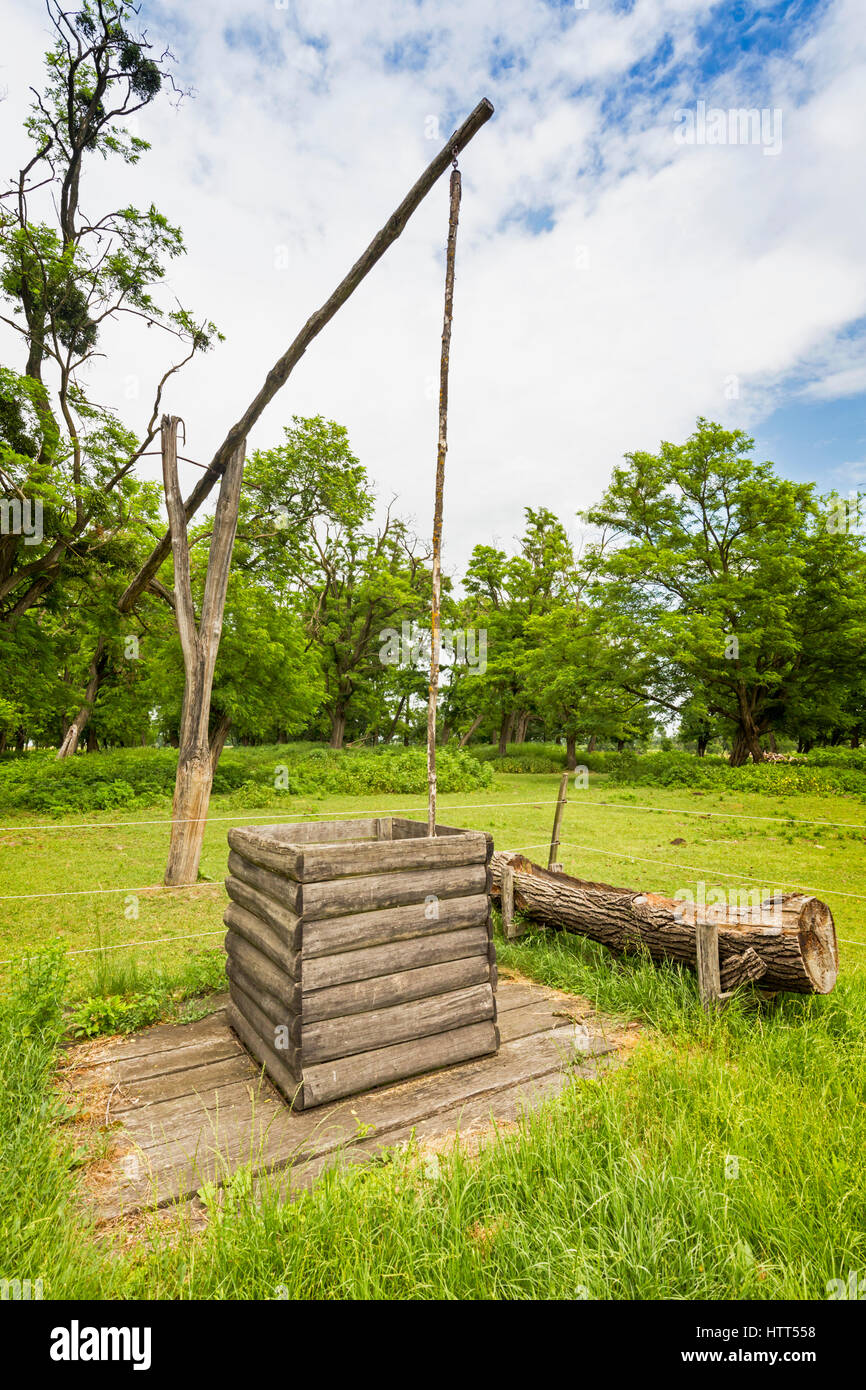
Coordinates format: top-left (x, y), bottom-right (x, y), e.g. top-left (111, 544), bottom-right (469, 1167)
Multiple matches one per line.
top-left (696, 918), bottom-right (722, 1010)
top-left (75, 1006), bottom-right (229, 1067)
top-left (110, 1052), bottom-right (258, 1113)
top-left (223, 897), bottom-right (301, 973)
top-left (303, 955), bottom-right (491, 1023)
top-left (303, 893), bottom-right (488, 959)
top-left (224, 928), bottom-right (299, 1007)
top-left (302, 1017), bottom-right (499, 1106)
top-left (228, 973), bottom-right (300, 1062)
top-left (115, 1010), bottom-right (588, 1158)
top-left (226, 852), bottom-right (301, 915)
top-left (300, 982), bottom-right (495, 1066)
top-left (295, 832), bottom-right (488, 884)
top-left (301, 862), bottom-right (488, 923)
top-left (225, 960), bottom-right (298, 1042)
top-left (227, 1001), bottom-right (304, 1109)
top-left (103, 1032), bottom-right (241, 1085)
top-left (97, 1009), bottom-right (606, 1216)
top-left (303, 923), bottom-right (489, 991)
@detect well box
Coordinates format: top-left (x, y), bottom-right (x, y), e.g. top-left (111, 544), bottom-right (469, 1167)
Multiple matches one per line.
top-left (224, 817), bottom-right (499, 1109)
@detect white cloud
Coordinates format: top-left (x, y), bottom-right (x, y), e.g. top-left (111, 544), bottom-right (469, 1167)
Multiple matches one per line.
top-left (2, 0), bottom-right (865, 575)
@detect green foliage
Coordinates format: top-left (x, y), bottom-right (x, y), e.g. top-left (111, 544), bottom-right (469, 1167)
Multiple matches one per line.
top-left (0, 743), bottom-right (493, 814)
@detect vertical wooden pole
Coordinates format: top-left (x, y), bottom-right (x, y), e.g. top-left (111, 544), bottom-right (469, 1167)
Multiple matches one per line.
top-left (427, 162), bottom-right (461, 837)
top-left (548, 771), bottom-right (569, 871)
top-left (501, 864), bottom-right (517, 940)
top-left (696, 918), bottom-right (722, 1010)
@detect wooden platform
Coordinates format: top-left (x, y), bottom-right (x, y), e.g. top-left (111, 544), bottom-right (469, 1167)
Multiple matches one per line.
top-left (70, 980), bottom-right (625, 1222)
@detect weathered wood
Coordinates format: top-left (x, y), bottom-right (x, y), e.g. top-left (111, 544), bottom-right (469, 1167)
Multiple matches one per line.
top-left (492, 852), bottom-right (838, 995)
top-left (548, 772), bottom-right (569, 870)
top-left (119, 100), bottom-right (495, 616)
top-left (90, 981), bottom-right (613, 1217)
top-left (303, 922), bottom-right (490, 990)
top-left (303, 893), bottom-right (488, 959)
top-left (303, 954), bottom-right (491, 1023)
top-left (226, 961), bottom-right (300, 1049)
top-left (224, 928), bottom-right (300, 1007)
top-left (696, 918), bottom-right (721, 1009)
top-left (720, 945), bottom-right (767, 991)
top-left (427, 164), bottom-right (462, 836)
top-left (302, 1018), bottom-right (500, 1107)
top-left (301, 981), bottom-right (495, 1065)
top-left (229, 826), bottom-right (488, 884)
top-left (226, 851), bottom-right (301, 915)
top-left (223, 900), bottom-right (301, 976)
top-left (300, 861), bottom-right (488, 922)
top-left (226, 1002), bottom-right (304, 1110)
top-left (501, 863), bottom-right (519, 940)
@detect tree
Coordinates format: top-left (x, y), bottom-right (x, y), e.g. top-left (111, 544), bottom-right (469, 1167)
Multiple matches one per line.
top-left (583, 418), bottom-right (866, 763)
top-left (0, 0), bottom-right (218, 754)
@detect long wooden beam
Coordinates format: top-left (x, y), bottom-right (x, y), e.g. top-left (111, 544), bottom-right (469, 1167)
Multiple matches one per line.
top-left (119, 97), bottom-right (495, 614)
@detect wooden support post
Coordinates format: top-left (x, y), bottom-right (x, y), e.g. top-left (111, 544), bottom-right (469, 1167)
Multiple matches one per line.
top-left (696, 918), bottom-right (722, 1010)
top-left (501, 864), bottom-right (518, 940)
top-left (548, 772), bottom-right (569, 871)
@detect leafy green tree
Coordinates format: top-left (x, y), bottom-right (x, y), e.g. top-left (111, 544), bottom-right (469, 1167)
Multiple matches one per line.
top-left (583, 419), bottom-right (866, 763)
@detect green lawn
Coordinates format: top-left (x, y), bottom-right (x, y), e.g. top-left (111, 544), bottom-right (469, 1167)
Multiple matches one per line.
top-left (1, 770), bottom-right (865, 1299)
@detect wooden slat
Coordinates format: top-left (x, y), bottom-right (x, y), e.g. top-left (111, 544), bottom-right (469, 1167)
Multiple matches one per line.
top-left (303, 955), bottom-right (491, 1023)
top-left (223, 893), bottom-right (301, 967)
top-left (300, 982), bottom-right (495, 1065)
top-left (303, 922), bottom-right (489, 991)
top-left (302, 1018), bottom-right (499, 1107)
top-left (95, 996), bottom-right (613, 1216)
top-left (301, 862), bottom-right (488, 923)
top-left (302, 893), bottom-right (488, 959)
top-left (224, 928), bottom-right (298, 1007)
top-left (226, 854), bottom-right (301, 918)
top-left (227, 1001), bottom-right (304, 1109)
top-left (228, 978), bottom-right (302, 1075)
top-left (225, 959), bottom-right (297, 1038)
top-left (293, 832), bottom-right (488, 883)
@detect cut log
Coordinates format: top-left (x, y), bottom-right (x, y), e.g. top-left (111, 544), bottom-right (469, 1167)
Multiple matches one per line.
top-left (491, 852), bottom-right (838, 995)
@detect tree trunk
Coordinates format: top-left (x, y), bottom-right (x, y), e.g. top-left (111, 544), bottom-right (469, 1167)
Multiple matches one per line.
top-left (56, 638), bottom-right (106, 759)
top-left (514, 711), bottom-right (529, 743)
top-left (565, 734), bottom-right (577, 771)
top-left (386, 694), bottom-right (407, 743)
top-left (587, 733), bottom-right (596, 752)
top-left (498, 710), bottom-right (513, 757)
top-left (491, 852), bottom-right (838, 996)
top-left (458, 713), bottom-right (483, 748)
top-left (330, 707), bottom-right (347, 750)
top-left (767, 730), bottom-right (777, 753)
top-left (14, 727), bottom-right (25, 752)
top-left (86, 726), bottom-right (99, 753)
top-left (162, 416), bottom-right (246, 886)
top-left (851, 726), bottom-right (861, 750)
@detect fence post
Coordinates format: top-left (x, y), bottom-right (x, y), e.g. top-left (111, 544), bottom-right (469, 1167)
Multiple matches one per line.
top-left (696, 917), bottom-right (722, 1010)
top-left (501, 863), bottom-right (519, 940)
top-left (548, 771), bottom-right (569, 872)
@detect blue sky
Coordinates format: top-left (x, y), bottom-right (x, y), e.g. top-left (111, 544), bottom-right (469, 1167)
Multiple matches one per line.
top-left (2, 0), bottom-right (865, 559)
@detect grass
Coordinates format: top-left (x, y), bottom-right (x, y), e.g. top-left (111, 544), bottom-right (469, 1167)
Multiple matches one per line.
top-left (1, 761), bottom-right (865, 1299)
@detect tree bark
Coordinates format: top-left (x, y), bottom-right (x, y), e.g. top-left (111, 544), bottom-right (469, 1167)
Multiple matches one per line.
top-left (330, 707), bottom-right (347, 750)
top-left (56, 638), bottom-right (106, 759)
top-left (565, 733), bottom-right (577, 771)
top-left (458, 713), bottom-right (484, 748)
top-left (498, 710), bottom-right (513, 756)
top-left (491, 852), bottom-right (838, 995)
top-left (162, 416), bottom-right (246, 886)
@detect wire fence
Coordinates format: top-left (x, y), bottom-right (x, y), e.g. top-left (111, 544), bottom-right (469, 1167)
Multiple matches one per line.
top-left (2, 791), bottom-right (865, 963)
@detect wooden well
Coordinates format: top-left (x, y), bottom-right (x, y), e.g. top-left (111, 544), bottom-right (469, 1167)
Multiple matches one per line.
top-left (223, 817), bottom-right (499, 1109)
